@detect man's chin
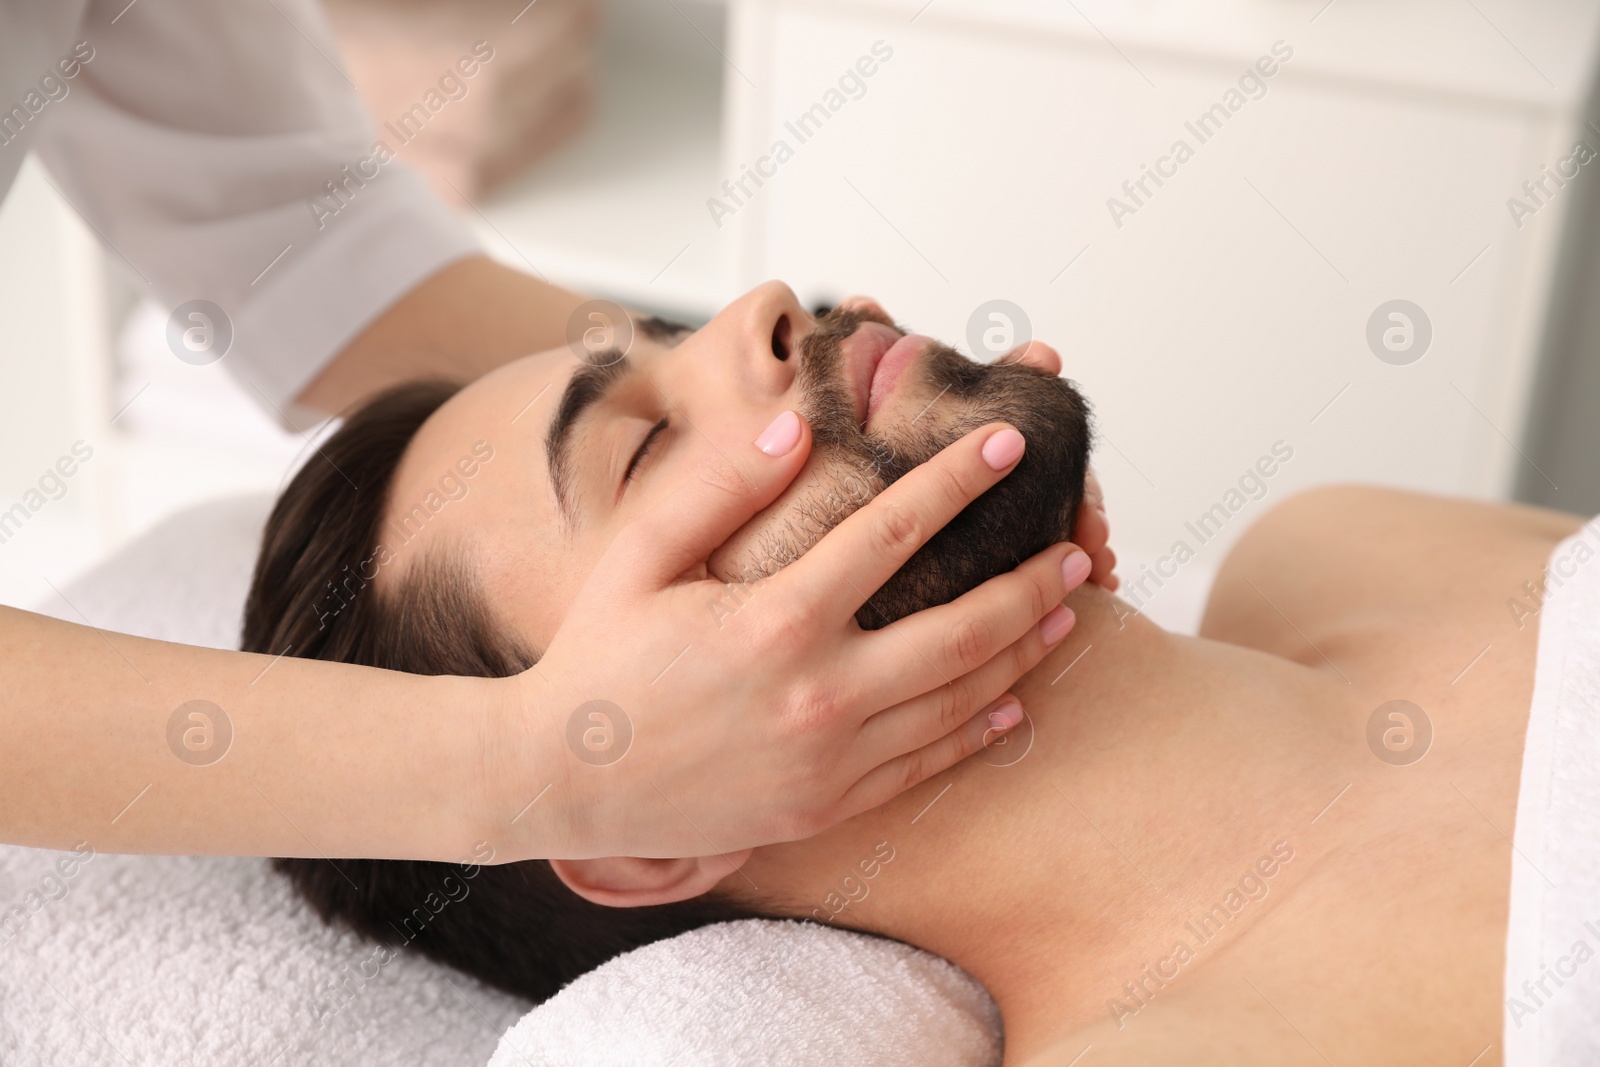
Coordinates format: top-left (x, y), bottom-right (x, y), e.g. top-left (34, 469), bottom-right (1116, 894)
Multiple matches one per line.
top-left (712, 336), bottom-right (1093, 630)
top-left (851, 343), bottom-right (1093, 628)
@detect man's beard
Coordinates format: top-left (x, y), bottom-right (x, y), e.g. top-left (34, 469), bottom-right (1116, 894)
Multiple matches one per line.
top-left (739, 308), bottom-right (1093, 630)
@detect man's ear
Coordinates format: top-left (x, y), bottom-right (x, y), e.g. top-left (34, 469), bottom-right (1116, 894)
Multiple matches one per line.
top-left (549, 851), bottom-right (753, 908)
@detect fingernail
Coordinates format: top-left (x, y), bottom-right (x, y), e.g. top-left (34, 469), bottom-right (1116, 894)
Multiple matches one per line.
top-left (986, 696), bottom-right (1024, 731)
top-left (755, 410), bottom-right (802, 456)
top-left (981, 427), bottom-right (1025, 470)
top-left (1040, 604), bottom-right (1076, 645)
top-left (1061, 550), bottom-right (1091, 588)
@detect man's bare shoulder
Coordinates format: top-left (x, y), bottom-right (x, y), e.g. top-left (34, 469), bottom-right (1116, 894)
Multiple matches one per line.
top-left (1198, 485), bottom-right (1585, 665)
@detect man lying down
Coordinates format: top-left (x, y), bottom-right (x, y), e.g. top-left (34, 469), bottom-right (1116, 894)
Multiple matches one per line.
top-left (243, 281), bottom-right (1588, 1064)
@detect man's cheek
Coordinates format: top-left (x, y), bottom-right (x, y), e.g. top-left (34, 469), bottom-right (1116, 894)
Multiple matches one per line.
top-left (705, 454), bottom-right (836, 581)
top-left (706, 522), bottom-right (779, 584)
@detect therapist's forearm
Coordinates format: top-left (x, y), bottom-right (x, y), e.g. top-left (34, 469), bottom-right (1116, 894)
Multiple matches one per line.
top-left (295, 255), bottom-right (588, 415)
top-left (0, 605), bottom-right (531, 862)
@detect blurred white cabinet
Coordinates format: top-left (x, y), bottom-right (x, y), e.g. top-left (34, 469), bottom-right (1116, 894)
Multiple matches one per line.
top-left (719, 0), bottom-right (1600, 560)
top-left (0, 158), bottom-right (113, 606)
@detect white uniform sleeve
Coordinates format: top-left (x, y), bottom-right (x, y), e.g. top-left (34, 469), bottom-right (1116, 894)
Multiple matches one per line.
top-left (33, 0), bottom-right (482, 410)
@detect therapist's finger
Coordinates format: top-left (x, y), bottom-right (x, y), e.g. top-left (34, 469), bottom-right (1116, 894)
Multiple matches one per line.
top-left (850, 600), bottom-right (1073, 775)
top-left (773, 422), bottom-right (1026, 624)
top-left (1090, 545), bottom-right (1120, 591)
top-left (1075, 466), bottom-right (1119, 591)
top-left (1000, 340), bottom-right (1062, 375)
top-left (835, 694), bottom-right (1026, 820)
top-left (834, 294), bottom-right (889, 321)
top-left (1071, 493), bottom-right (1109, 561)
top-left (608, 410), bottom-right (812, 590)
top-left (851, 543), bottom-right (1086, 712)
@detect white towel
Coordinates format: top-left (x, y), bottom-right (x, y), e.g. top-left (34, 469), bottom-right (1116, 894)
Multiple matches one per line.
top-left (1504, 520), bottom-right (1600, 1063)
top-left (488, 920), bottom-right (1001, 1067)
top-left (4, 495), bottom-right (527, 1065)
top-left (0, 849), bottom-right (527, 1065)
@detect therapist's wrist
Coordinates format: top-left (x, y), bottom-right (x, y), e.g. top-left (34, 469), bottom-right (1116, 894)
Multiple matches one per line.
top-left (380, 671), bottom-right (511, 865)
top-left (295, 255), bottom-right (588, 415)
top-left (469, 667), bottom-right (588, 864)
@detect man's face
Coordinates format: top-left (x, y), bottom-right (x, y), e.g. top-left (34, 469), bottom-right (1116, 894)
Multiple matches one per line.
top-left (382, 282), bottom-right (1090, 647)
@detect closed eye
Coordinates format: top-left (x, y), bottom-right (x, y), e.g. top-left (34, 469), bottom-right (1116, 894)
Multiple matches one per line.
top-left (623, 417), bottom-right (670, 488)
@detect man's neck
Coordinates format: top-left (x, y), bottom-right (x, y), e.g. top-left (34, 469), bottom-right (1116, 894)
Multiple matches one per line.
top-left (844, 584), bottom-right (1369, 1053)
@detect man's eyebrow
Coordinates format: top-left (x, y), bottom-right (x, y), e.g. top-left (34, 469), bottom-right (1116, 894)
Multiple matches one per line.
top-left (544, 349), bottom-right (635, 522)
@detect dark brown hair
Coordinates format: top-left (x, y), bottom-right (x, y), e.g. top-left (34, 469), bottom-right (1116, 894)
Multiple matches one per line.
top-left (241, 381), bottom-right (754, 1005)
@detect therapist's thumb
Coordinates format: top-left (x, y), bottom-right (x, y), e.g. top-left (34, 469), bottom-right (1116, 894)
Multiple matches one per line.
top-left (622, 410), bottom-right (811, 588)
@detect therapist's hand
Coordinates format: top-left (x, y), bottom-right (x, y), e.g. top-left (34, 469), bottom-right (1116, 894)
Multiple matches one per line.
top-left (499, 417), bottom-right (1091, 861)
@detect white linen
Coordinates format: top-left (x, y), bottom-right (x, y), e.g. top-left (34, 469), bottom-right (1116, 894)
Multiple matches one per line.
top-left (0, 850), bottom-right (527, 1065)
top-left (1504, 520), bottom-right (1600, 1063)
top-left (0, 0), bottom-right (479, 408)
top-left (488, 919), bottom-right (1001, 1067)
top-left (4, 495), bottom-right (525, 1065)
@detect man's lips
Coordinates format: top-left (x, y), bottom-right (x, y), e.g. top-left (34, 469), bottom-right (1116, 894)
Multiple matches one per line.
top-left (870, 333), bottom-right (928, 421)
top-left (840, 322), bottom-right (931, 427)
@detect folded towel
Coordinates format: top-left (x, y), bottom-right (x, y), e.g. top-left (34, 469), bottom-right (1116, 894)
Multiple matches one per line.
top-left (3, 495), bottom-right (527, 1066)
top-left (1504, 521), bottom-right (1600, 1063)
top-left (488, 919), bottom-right (1001, 1067)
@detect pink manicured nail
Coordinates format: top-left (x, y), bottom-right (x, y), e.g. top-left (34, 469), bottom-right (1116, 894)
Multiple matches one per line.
top-left (755, 410), bottom-right (802, 456)
top-left (981, 428), bottom-right (1025, 470)
top-left (1061, 551), bottom-right (1091, 588)
top-left (1040, 604), bottom-right (1076, 645)
top-left (986, 697), bottom-right (1024, 731)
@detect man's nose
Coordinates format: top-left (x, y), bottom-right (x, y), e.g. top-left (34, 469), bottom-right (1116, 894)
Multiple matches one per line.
top-left (728, 281), bottom-right (812, 398)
